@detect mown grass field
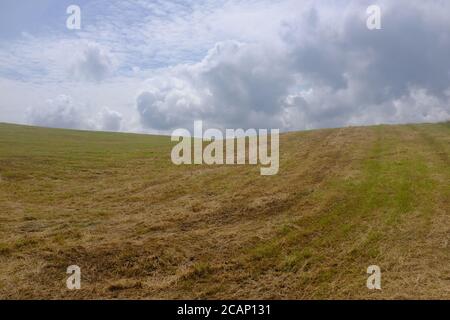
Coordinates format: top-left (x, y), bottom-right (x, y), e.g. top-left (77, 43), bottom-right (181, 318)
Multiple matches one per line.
top-left (0, 122), bottom-right (448, 299)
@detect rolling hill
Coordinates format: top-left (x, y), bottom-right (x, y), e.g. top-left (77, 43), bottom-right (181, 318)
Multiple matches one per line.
top-left (0, 122), bottom-right (448, 299)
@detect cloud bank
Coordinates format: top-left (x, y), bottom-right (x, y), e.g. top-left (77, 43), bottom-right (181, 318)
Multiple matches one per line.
top-left (136, 0), bottom-right (450, 132)
top-left (27, 94), bottom-right (122, 131)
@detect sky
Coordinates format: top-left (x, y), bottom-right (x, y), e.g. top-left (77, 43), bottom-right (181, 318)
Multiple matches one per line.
top-left (0, 0), bottom-right (449, 134)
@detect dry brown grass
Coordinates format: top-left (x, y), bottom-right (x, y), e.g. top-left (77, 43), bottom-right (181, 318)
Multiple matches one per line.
top-left (0, 122), bottom-right (448, 299)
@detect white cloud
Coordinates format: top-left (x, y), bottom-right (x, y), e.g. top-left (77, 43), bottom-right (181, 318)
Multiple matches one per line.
top-left (392, 88), bottom-right (450, 124)
top-left (70, 42), bottom-right (115, 82)
top-left (27, 94), bottom-right (123, 131)
top-left (98, 107), bottom-right (122, 131)
top-left (0, 36), bottom-right (117, 83)
top-left (27, 94), bottom-right (92, 130)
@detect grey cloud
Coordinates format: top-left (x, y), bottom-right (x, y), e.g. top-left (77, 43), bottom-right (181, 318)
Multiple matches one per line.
top-left (340, 2), bottom-right (450, 101)
top-left (136, 1), bottom-right (450, 132)
top-left (137, 41), bottom-right (292, 131)
top-left (282, 1), bottom-right (450, 128)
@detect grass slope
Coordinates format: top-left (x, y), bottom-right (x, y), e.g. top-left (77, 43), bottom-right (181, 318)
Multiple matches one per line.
top-left (0, 122), bottom-right (448, 299)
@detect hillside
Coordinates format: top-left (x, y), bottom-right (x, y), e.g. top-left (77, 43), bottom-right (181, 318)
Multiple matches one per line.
top-left (0, 122), bottom-right (448, 299)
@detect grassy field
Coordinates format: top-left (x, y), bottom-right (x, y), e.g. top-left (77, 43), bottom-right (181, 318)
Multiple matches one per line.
top-left (0, 122), bottom-right (448, 299)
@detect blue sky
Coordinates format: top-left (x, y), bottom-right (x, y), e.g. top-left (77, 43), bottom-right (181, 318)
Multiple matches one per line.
top-left (0, 0), bottom-right (449, 133)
